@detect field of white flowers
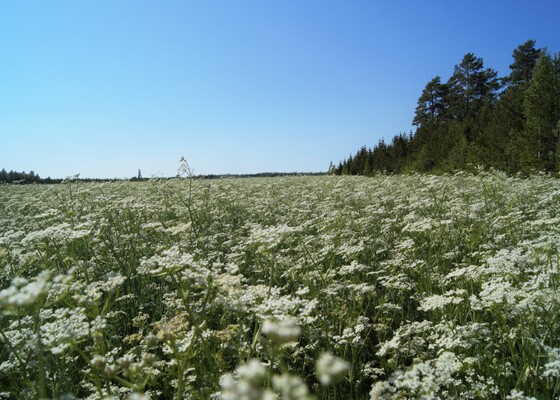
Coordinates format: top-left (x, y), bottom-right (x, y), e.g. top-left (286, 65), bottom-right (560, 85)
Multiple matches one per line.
top-left (1, 172), bottom-right (559, 399)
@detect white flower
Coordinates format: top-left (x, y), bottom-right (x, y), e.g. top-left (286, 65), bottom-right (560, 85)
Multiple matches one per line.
top-left (236, 359), bottom-right (267, 386)
top-left (40, 307), bottom-right (90, 354)
top-left (542, 346), bottom-right (560, 378)
top-left (262, 317), bottom-right (301, 344)
top-left (272, 374), bottom-right (310, 400)
top-left (102, 272), bottom-right (126, 292)
top-left (0, 271), bottom-right (52, 308)
top-left (418, 289), bottom-right (466, 312)
top-left (506, 389), bottom-right (537, 400)
top-left (369, 380), bottom-right (394, 399)
top-left (376, 351), bottom-right (462, 398)
top-left (220, 359), bottom-right (271, 400)
top-left (315, 352), bottom-right (350, 385)
top-left (90, 316), bottom-right (108, 333)
top-left (91, 355), bottom-right (106, 369)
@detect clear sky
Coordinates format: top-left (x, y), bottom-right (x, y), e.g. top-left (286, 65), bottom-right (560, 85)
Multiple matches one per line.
top-left (1, 0), bottom-right (559, 178)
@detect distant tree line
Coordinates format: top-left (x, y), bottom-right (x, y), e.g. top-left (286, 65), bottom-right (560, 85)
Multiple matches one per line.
top-left (333, 40), bottom-right (560, 175)
top-left (0, 168), bottom-right (326, 184)
top-left (0, 169), bottom-right (62, 184)
top-left (0, 169), bottom-right (136, 184)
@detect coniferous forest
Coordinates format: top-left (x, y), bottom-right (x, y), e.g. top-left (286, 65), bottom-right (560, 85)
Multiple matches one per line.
top-left (0, 169), bottom-right (62, 184)
top-left (333, 40), bottom-right (560, 176)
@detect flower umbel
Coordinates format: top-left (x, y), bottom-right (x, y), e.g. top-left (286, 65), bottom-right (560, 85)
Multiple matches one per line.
top-left (315, 352), bottom-right (350, 386)
top-left (262, 317), bottom-right (302, 344)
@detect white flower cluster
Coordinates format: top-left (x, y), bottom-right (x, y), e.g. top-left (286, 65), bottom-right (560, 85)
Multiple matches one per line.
top-left (40, 307), bottom-right (90, 354)
top-left (370, 352), bottom-right (462, 399)
top-left (220, 359), bottom-right (273, 400)
top-left (418, 289), bottom-right (466, 311)
top-left (331, 317), bottom-right (370, 348)
top-left (1, 171), bottom-right (560, 398)
top-left (262, 317), bottom-right (302, 344)
top-left (0, 270), bottom-right (52, 308)
top-left (247, 223), bottom-right (300, 253)
top-left (315, 352), bottom-right (350, 386)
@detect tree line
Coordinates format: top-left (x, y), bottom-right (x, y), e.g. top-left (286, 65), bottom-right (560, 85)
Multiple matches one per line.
top-left (333, 40), bottom-right (560, 175)
top-left (0, 168), bottom-right (327, 184)
top-left (0, 169), bottom-right (62, 184)
top-left (0, 170), bottom-right (127, 184)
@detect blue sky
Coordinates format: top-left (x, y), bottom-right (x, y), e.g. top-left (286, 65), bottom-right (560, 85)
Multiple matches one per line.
top-left (1, 0), bottom-right (559, 178)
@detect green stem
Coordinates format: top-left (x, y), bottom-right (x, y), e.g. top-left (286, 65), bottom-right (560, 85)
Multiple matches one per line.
top-left (74, 346), bottom-right (104, 398)
top-left (0, 328), bottom-right (26, 370)
top-left (247, 318), bottom-right (262, 361)
top-left (34, 311), bottom-right (47, 399)
top-left (112, 375), bottom-right (137, 389)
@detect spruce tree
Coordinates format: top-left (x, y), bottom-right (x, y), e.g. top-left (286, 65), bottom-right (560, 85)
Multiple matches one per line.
top-left (523, 51), bottom-right (559, 171)
top-left (493, 40), bottom-right (541, 172)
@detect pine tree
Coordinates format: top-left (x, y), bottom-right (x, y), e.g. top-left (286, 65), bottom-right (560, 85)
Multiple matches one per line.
top-left (507, 40), bottom-right (541, 87)
top-left (413, 76), bottom-right (448, 128)
top-left (447, 53), bottom-right (500, 124)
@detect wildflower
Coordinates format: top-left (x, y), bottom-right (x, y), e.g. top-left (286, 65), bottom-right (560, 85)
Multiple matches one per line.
top-left (315, 352), bottom-right (350, 385)
top-left (102, 272), bottom-right (126, 292)
top-left (0, 271), bottom-right (52, 308)
top-left (542, 346), bottom-right (560, 378)
top-left (41, 307), bottom-right (90, 354)
top-left (418, 289), bottom-right (466, 312)
top-left (374, 351), bottom-right (462, 398)
top-left (272, 374), bottom-right (311, 399)
top-left (90, 315), bottom-right (107, 333)
top-left (236, 359), bottom-right (267, 386)
top-left (506, 389), bottom-right (537, 400)
top-left (262, 317), bottom-right (301, 344)
top-left (369, 380), bottom-right (394, 399)
top-left (247, 223), bottom-right (299, 252)
top-left (220, 359), bottom-right (272, 400)
top-left (91, 355), bottom-right (106, 370)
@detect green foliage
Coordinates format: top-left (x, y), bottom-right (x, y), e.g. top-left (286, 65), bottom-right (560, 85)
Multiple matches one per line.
top-left (335, 40), bottom-right (560, 176)
top-left (447, 53), bottom-right (500, 123)
top-left (413, 76), bottom-right (448, 128)
top-left (523, 52), bottom-right (560, 172)
top-left (508, 39), bottom-right (541, 87)
top-left (0, 169), bottom-right (43, 184)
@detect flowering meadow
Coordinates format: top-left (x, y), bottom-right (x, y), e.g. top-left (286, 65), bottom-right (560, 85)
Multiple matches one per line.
top-left (1, 172), bottom-right (559, 399)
